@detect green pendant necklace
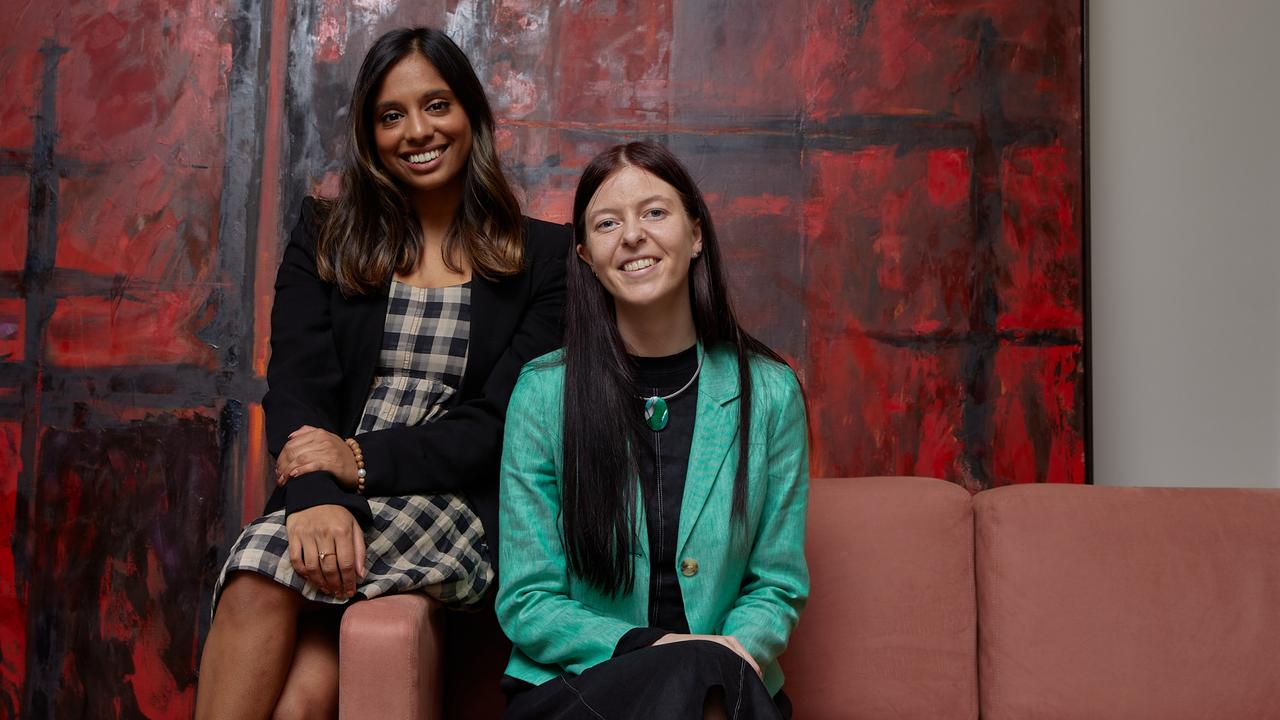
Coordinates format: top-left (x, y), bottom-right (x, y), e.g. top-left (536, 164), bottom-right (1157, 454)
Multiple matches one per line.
top-left (640, 349), bottom-right (703, 432)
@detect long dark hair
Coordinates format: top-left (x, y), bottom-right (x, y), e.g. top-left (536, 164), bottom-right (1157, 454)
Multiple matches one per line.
top-left (562, 141), bottom-right (787, 596)
top-left (316, 27), bottom-right (523, 295)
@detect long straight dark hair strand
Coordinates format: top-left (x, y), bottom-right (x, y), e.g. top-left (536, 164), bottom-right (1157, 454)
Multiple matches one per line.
top-left (562, 141), bottom-right (787, 597)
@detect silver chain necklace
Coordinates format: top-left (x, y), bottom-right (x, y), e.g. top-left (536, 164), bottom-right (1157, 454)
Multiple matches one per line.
top-left (639, 349), bottom-right (703, 432)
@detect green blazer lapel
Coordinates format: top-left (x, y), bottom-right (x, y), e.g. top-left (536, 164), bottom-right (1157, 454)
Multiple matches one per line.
top-left (676, 346), bottom-right (741, 554)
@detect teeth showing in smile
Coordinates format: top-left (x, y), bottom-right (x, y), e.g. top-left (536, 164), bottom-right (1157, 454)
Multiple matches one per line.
top-left (407, 147), bottom-right (445, 164)
top-left (622, 258), bottom-right (656, 272)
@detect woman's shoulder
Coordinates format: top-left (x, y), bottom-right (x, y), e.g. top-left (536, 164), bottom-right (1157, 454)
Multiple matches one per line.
top-left (705, 344), bottom-right (797, 386)
top-left (298, 195), bottom-right (330, 224)
top-left (702, 344), bottom-right (802, 409)
top-left (745, 351), bottom-right (803, 406)
top-left (514, 347), bottom-right (567, 391)
top-left (520, 216), bottom-right (573, 259)
top-left (288, 196), bottom-right (330, 249)
top-left (506, 348), bottom-right (566, 422)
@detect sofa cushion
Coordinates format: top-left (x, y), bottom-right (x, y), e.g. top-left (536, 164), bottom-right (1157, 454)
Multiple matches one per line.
top-left (784, 476), bottom-right (978, 720)
top-left (975, 484), bottom-right (1280, 720)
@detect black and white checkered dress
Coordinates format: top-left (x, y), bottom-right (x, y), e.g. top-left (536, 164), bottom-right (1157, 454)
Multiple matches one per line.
top-left (214, 280), bottom-right (493, 612)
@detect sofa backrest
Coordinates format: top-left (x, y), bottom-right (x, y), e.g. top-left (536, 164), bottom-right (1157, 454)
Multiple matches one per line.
top-left (975, 484), bottom-right (1280, 720)
top-left (784, 476), bottom-right (979, 719)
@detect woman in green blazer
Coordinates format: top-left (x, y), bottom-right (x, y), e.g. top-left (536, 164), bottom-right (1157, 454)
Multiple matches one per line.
top-left (497, 142), bottom-right (809, 719)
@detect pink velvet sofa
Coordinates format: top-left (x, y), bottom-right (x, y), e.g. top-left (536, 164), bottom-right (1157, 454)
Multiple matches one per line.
top-left (339, 476), bottom-right (1280, 719)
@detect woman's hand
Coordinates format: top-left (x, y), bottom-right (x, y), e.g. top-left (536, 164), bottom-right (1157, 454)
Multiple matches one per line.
top-left (285, 504), bottom-right (366, 599)
top-left (276, 425), bottom-right (358, 489)
top-left (652, 633), bottom-right (762, 679)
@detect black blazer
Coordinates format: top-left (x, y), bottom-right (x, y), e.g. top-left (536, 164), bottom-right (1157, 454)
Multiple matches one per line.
top-left (261, 197), bottom-right (570, 561)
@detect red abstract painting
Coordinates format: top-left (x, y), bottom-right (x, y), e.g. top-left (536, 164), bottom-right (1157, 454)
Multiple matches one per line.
top-left (0, 0), bottom-right (1086, 713)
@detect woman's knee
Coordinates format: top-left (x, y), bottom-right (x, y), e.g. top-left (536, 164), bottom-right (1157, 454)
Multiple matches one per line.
top-left (272, 625), bottom-right (339, 720)
top-left (215, 572), bottom-right (300, 625)
top-left (271, 690), bottom-right (335, 720)
top-left (677, 639), bottom-right (744, 666)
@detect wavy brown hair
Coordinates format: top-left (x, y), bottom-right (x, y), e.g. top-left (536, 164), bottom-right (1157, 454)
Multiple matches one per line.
top-left (316, 27), bottom-right (523, 295)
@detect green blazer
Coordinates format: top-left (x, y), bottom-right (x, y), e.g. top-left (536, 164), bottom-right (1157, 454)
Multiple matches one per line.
top-left (496, 344), bottom-right (810, 695)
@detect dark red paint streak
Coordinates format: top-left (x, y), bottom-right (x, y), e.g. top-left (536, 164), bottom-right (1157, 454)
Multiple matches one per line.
top-left (991, 345), bottom-right (1085, 486)
top-left (0, 422), bottom-right (23, 718)
top-left (1, 0), bottom-right (233, 716)
top-left (550, 2), bottom-right (674, 124)
top-left (999, 144), bottom-right (1085, 331)
top-left (30, 418), bottom-right (220, 718)
top-left (805, 147), bottom-right (981, 486)
top-left (795, 1), bottom-right (1083, 487)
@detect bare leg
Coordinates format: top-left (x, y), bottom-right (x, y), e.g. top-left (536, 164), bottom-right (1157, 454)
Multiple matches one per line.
top-left (271, 609), bottom-right (341, 720)
top-left (196, 572), bottom-right (303, 720)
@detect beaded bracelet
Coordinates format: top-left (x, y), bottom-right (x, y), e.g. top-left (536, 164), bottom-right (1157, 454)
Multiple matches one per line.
top-left (345, 437), bottom-right (367, 494)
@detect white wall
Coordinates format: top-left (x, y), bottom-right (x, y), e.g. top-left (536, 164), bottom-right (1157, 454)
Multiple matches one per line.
top-left (1090, 0), bottom-right (1280, 487)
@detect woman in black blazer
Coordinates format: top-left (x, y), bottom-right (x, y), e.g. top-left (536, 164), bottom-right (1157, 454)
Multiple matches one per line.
top-left (195, 28), bottom-right (568, 719)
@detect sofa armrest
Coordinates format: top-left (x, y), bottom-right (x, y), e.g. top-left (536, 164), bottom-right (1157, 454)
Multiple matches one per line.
top-left (339, 593), bottom-right (444, 720)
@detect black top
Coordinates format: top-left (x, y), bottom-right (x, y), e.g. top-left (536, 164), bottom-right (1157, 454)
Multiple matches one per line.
top-left (261, 197), bottom-right (570, 565)
top-left (606, 344), bottom-right (703, 656)
top-left (631, 345), bottom-right (699, 635)
top-left (612, 345), bottom-right (791, 713)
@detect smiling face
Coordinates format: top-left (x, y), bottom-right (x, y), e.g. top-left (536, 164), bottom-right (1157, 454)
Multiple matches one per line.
top-left (577, 165), bottom-right (704, 318)
top-left (371, 53), bottom-right (473, 201)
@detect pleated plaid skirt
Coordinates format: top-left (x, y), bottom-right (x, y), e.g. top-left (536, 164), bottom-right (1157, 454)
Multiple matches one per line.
top-left (214, 280), bottom-right (493, 613)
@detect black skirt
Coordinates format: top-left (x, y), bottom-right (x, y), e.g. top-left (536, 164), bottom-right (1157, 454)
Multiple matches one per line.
top-left (503, 641), bottom-right (791, 720)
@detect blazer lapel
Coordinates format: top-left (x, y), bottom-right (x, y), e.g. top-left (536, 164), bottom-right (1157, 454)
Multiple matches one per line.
top-left (676, 346), bottom-right (741, 554)
top-left (332, 287), bottom-right (387, 435)
top-left (464, 273), bottom-right (502, 400)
